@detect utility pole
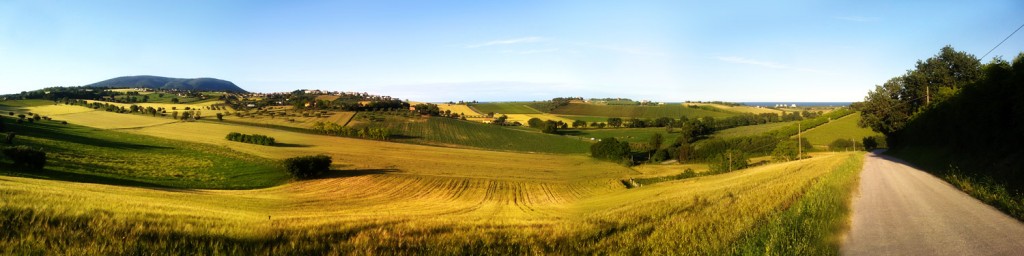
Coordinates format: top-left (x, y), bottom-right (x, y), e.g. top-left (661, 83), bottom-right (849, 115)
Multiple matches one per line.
top-left (797, 122), bottom-right (802, 160)
top-left (926, 86), bottom-right (931, 105)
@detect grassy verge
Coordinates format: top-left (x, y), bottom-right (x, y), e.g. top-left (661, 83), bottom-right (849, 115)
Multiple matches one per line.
top-left (730, 152), bottom-right (863, 255)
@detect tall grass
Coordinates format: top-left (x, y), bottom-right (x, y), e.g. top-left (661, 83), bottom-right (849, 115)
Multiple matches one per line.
top-left (730, 153), bottom-right (864, 255)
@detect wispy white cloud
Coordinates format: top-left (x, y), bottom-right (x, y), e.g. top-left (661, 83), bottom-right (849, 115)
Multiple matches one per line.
top-left (502, 48), bottom-right (559, 55)
top-left (835, 16), bottom-right (880, 22)
top-left (716, 56), bottom-right (828, 74)
top-left (466, 36), bottom-right (545, 48)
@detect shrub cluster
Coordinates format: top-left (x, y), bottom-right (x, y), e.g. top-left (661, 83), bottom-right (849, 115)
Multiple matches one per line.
top-left (225, 132), bottom-right (276, 146)
top-left (283, 155), bottom-right (332, 179)
top-left (590, 137), bottom-right (631, 163)
top-left (829, 138), bottom-right (856, 151)
top-left (2, 145), bottom-right (46, 169)
top-left (311, 122), bottom-right (391, 140)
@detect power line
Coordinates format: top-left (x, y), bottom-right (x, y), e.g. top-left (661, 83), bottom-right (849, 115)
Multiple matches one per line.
top-left (980, 22), bottom-right (1024, 60)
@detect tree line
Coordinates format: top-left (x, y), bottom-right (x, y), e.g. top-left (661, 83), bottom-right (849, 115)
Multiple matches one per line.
top-left (311, 121), bottom-right (392, 141)
top-left (225, 132), bottom-right (276, 146)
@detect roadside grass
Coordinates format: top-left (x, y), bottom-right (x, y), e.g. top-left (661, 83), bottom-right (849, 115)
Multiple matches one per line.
top-left (799, 112), bottom-right (882, 149)
top-left (549, 102), bottom-right (735, 119)
top-left (730, 152), bottom-right (864, 255)
top-left (713, 121), bottom-right (799, 139)
top-left (0, 116), bottom-right (288, 189)
top-left (470, 102), bottom-right (543, 114)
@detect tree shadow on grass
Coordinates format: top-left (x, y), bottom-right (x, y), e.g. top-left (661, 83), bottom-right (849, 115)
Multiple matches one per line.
top-left (273, 143), bottom-right (311, 148)
top-left (0, 162), bottom-right (185, 191)
top-left (317, 169), bottom-right (400, 179)
top-left (8, 121), bottom-right (169, 150)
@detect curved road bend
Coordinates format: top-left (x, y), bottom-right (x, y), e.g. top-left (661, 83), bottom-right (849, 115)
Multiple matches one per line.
top-left (843, 151), bottom-right (1024, 255)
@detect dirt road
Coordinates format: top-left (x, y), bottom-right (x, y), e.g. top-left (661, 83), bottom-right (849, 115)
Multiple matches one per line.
top-left (843, 151), bottom-right (1024, 255)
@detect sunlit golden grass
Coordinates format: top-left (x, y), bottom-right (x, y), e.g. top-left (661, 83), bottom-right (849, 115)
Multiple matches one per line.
top-left (1, 104), bottom-right (864, 253)
top-left (0, 150), bottom-right (860, 253)
top-left (503, 113), bottom-right (578, 126)
top-left (437, 103), bottom-right (482, 116)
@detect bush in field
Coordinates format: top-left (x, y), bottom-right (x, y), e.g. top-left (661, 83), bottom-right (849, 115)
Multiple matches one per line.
top-left (861, 136), bottom-right (886, 150)
top-left (2, 145), bottom-right (46, 169)
top-left (225, 132), bottom-right (276, 146)
top-left (590, 137), bottom-right (631, 162)
top-left (709, 149), bottom-right (748, 173)
top-left (284, 155), bottom-right (332, 179)
top-left (829, 138), bottom-right (855, 151)
top-left (4, 132), bottom-right (14, 144)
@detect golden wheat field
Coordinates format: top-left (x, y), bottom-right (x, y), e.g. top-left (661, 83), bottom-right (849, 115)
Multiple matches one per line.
top-left (0, 105), bottom-right (864, 253)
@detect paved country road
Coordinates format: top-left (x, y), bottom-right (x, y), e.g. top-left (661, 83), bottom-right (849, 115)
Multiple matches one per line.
top-left (842, 151), bottom-right (1024, 255)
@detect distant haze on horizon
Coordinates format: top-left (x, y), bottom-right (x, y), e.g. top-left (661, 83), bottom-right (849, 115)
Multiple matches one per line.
top-left (1, 1), bottom-right (1022, 102)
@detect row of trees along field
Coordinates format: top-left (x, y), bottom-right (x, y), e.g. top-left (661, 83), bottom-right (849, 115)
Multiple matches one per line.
top-left (311, 121), bottom-right (392, 140)
top-left (859, 46), bottom-right (1024, 210)
top-left (225, 132), bottom-right (276, 146)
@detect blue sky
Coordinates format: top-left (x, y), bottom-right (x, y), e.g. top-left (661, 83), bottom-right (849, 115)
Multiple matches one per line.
top-left (1, 1), bottom-right (1022, 102)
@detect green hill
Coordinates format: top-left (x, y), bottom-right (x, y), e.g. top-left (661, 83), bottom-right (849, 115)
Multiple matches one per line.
top-left (85, 75), bottom-right (247, 93)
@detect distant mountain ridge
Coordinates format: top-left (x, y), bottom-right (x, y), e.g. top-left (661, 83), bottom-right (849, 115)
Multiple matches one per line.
top-left (85, 75), bottom-right (247, 93)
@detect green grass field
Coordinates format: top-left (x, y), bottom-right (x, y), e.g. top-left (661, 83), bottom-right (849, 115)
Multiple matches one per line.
top-left (550, 103), bottom-right (735, 119)
top-left (799, 112), bottom-right (882, 149)
top-left (0, 116), bottom-right (288, 189)
top-left (0, 99), bottom-right (57, 108)
top-left (713, 121), bottom-right (799, 139)
top-left (365, 116), bottom-right (592, 154)
top-left (469, 102), bottom-right (543, 114)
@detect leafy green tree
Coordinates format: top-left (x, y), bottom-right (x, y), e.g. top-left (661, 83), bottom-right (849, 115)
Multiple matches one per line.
top-left (216, 112), bottom-right (224, 121)
top-left (572, 120), bottom-right (587, 128)
top-left (284, 155), bottom-right (332, 179)
top-left (607, 117), bottom-right (623, 128)
top-left (527, 118), bottom-right (544, 128)
top-left (676, 141), bottom-right (694, 163)
top-left (649, 133), bottom-right (664, 151)
top-left (171, 97), bottom-right (179, 104)
top-left (708, 149), bottom-right (748, 173)
top-left (541, 120), bottom-right (559, 134)
top-left (772, 140), bottom-right (798, 162)
top-left (590, 137), bottom-right (630, 162)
